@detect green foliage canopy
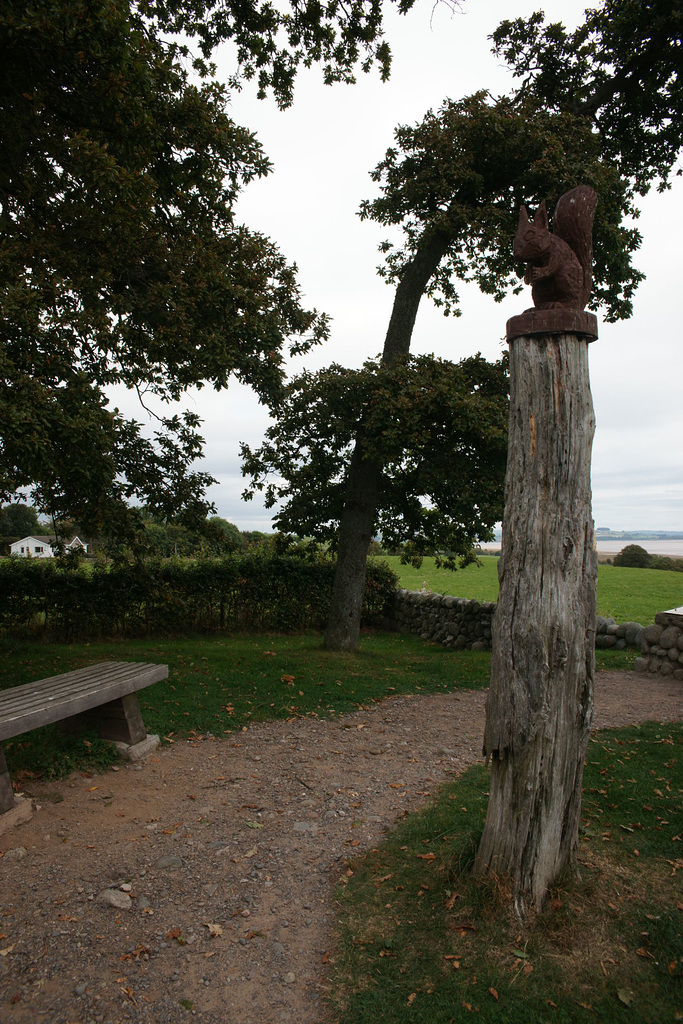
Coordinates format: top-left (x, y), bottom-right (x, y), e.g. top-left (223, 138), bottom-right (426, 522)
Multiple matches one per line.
top-left (242, 354), bottom-right (509, 567)
top-left (491, 0), bottom-right (683, 195)
top-left (0, 0), bottom-right (329, 542)
top-left (149, 0), bottom-right (417, 108)
top-left (0, 503), bottom-right (41, 539)
top-left (361, 90), bottom-right (643, 324)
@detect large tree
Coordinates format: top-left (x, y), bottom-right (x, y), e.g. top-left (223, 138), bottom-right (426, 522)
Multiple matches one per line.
top-left (241, 353), bottom-right (509, 564)
top-left (1, 0), bottom-right (420, 547)
top-left (0, 0), bottom-right (334, 544)
top-left (322, 0), bottom-right (682, 651)
top-left (0, 503), bottom-right (41, 539)
top-left (321, 88), bottom-right (639, 649)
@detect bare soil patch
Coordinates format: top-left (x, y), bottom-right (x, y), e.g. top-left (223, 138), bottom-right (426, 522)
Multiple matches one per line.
top-left (0, 670), bottom-right (680, 1024)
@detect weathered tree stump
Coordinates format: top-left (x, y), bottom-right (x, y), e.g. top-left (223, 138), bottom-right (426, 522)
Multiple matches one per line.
top-left (474, 330), bottom-right (598, 912)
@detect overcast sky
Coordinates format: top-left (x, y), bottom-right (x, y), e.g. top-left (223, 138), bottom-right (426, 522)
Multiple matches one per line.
top-left (118, 0), bottom-right (683, 533)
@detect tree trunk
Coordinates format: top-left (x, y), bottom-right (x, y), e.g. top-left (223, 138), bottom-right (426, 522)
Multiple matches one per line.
top-left (323, 442), bottom-right (382, 650)
top-left (323, 231), bottom-right (450, 651)
top-left (473, 332), bottom-right (597, 913)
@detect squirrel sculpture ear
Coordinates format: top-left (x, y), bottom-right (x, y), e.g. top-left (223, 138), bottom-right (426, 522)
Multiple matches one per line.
top-left (533, 201), bottom-right (548, 230)
top-left (518, 206), bottom-right (530, 227)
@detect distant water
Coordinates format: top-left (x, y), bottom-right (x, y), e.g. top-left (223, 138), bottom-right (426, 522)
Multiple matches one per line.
top-left (593, 539), bottom-right (683, 558)
top-left (478, 539), bottom-right (683, 558)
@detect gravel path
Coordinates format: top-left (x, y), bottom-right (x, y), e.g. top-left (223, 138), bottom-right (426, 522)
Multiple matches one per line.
top-left (0, 670), bottom-right (680, 1024)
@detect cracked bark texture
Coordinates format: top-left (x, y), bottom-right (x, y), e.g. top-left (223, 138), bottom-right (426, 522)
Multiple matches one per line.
top-left (474, 332), bottom-right (597, 911)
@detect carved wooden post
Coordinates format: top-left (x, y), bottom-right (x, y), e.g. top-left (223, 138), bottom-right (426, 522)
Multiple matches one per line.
top-left (474, 188), bottom-right (599, 911)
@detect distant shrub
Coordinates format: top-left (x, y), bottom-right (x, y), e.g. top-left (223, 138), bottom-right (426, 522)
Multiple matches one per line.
top-left (650, 555), bottom-right (683, 573)
top-left (613, 544), bottom-right (653, 568)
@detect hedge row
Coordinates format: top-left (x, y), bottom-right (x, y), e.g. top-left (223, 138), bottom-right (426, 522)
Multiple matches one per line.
top-left (0, 556), bottom-right (399, 639)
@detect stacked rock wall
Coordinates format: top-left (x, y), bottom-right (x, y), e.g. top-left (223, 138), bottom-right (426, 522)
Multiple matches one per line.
top-left (387, 590), bottom-right (495, 649)
top-left (595, 616), bottom-right (644, 650)
top-left (387, 591), bottom-right (671, 662)
top-left (633, 611), bottom-right (683, 680)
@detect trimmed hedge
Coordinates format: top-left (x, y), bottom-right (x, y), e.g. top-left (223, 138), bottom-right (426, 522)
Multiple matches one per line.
top-left (0, 555), bottom-right (398, 640)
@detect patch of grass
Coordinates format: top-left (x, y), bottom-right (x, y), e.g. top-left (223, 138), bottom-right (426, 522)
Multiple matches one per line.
top-left (383, 555), bottom-right (500, 603)
top-left (3, 728), bottom-right (120, 784)
top-left (593, 564), bottom-right (683, 625)
top-left (381, 555), bottom-right (683, 624)
top-left (0, 632), bottom-right (492, 781)
top-left (581, 722), bottom-right (683, 861)
top-left (595, 648), bottom-right (636, 672)
top-left (330, 722), bottom-right (683, 1024)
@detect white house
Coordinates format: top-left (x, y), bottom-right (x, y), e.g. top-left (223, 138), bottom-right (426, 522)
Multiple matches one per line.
top-left (9, 536), bottom-right (88, 558)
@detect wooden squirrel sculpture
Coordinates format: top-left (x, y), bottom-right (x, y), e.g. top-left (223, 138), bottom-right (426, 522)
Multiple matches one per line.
top-left (513, 186), bottom-right (598, 312)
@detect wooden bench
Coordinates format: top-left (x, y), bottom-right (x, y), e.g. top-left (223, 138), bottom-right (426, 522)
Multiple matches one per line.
top-left (0, 661), bottom-right (168, 815)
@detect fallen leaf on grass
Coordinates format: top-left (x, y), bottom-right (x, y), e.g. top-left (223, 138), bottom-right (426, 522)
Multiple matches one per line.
top-left (617, 990), bottom-right (634, 1006)
top-left (489, 987), bottom-right (499, 1001)
top-left (416, 853), bottom-right (435, 861)
top-left (205, 923), bottom-right (223, 938)
top-left (407, 993), bottom-right (416, 1006)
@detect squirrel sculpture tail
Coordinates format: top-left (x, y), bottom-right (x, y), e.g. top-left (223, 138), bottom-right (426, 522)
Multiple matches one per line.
top-left (552, 186), bottom-right (598, 310)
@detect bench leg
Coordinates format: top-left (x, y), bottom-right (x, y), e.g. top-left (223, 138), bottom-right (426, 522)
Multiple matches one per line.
top-left (0, 743), bottom-right (17, 814)
top-left (94, 693), bottom-right (148, 745)
top-left (62, 693), bottom-right (148, 746)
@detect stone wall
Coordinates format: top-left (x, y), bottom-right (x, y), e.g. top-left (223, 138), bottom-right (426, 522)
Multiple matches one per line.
top-left (387, 590), bottom-right (495, 649)
top-left (595, 616), bottom-right (645, 650)
top-left (387, 591), bottom-right (664, 660)
top-left (633, 610), bottom-right (683, 680)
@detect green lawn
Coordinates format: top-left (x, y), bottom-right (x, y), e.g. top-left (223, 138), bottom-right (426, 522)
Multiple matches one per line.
top-left (331, 721), bottom-right (683, 1024)
top-left (380, 555), bottom-right (683, 625)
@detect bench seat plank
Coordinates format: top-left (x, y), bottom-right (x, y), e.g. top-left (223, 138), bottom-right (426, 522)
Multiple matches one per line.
top-left (0, 662), bottom-right (168, 741)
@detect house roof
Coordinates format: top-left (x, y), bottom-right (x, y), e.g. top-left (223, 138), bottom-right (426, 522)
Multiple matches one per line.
top-left (10, 535), bottom-right (55, 546)
top-left (10, 535), bottom-right (87, 547)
